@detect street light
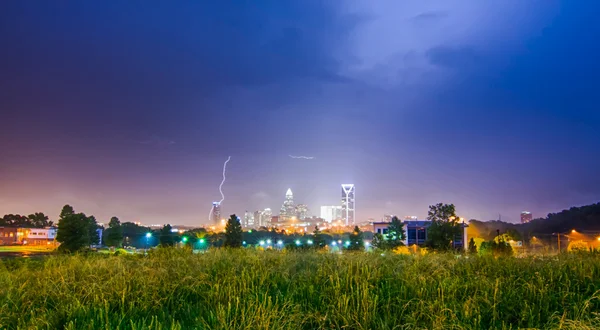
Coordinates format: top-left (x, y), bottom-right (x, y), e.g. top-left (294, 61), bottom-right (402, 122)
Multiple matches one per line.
top-left (307, 239), bottom-right (313, 245)
top-left (145, 232), bottom-right (152, 253)
top-left (277, 240), bottom-right (283, 246)
top-left (295, 240), bottom-right (301, 246)
top-left (266, 239), bottom-right (272, 245)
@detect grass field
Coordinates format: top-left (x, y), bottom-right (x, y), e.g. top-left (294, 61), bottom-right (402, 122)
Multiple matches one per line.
top-left (1, 249), bottom-right (599, 330)
top-left (0, 245), bottom-right (56, 253)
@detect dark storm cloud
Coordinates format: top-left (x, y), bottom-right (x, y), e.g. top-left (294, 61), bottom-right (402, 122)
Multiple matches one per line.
top-left (1, 0), bottom-right (599, 224)
top-left (0, 1), bottom-right (357, 93)
top-left (409, 0), bottom-right (600, 218)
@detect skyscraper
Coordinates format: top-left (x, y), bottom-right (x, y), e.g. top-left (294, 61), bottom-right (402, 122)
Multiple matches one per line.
top-left (296, 204), bottom-right (309, 220)
top-left (320, 205), bottom-right (342, 223)
top-left (263, 208), bottom-right (272, 227)
top-left (243, 211), bottom-right (254, 228)
top-left (521, 211), bottom-right (532, 224)
top-left (210, 202), bottom-right (221, 224)
top-left (341, 184), bottom-right (355, 226)
top-left (254, 208), bottom-right (273, 228)
top-left (280, 188), bottom-right (295, 220)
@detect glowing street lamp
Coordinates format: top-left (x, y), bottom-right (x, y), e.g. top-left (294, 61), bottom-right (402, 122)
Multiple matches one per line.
top-left (277, 240), bottom-right (283, 246)
top-left (307, 239), bottom-right (313, 245)
top-left (144, 232), bottom-right (152, 253)
top-left (266, 239), bottom-right (272, 245)
top-left (259, 240), bottom-right (265, 246)
top-left (295, 240), bottom-right (301, 246)
top-left (331, 241), bottom-right (337, 246)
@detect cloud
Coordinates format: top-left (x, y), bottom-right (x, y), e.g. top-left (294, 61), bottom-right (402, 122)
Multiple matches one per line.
top-left (289, 155), bottom-right (315, 160)
top-left (412, 11), bottom-right (448, 22)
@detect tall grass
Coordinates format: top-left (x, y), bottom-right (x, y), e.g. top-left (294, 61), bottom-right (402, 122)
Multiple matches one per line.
top-left (0, 250), bottom-right (599, 329)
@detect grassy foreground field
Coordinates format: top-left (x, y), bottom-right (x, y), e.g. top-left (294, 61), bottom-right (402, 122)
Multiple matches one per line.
top-left (1, 250), bottom-right (599, 330)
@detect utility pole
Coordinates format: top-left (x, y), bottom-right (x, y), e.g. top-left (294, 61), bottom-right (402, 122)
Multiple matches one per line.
top-left (557, 232), bottom-right (560, 253)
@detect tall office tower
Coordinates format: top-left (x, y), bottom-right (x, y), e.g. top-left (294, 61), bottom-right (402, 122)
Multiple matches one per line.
top-left (263, 208), bottom-right (272, 226)
top-left (211, 202), bottom-right (221, 224)
top-left (280, 188), bottom-right (295, 220)
top-left (341, 184), bottom-right (355, 226)
top-left (521, 211), bottom-right (533, 224)
top-left (296, 204), bottom-right (309, 220)
top-left (320, 205), bottom-right (343, 223)
top-left (243, 211), bottom-right (254, 228)
top-left (253, 210), bottom-right (262, 227)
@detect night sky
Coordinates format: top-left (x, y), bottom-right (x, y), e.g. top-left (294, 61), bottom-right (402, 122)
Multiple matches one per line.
top-left (1, 1), bottom-right (599, 225)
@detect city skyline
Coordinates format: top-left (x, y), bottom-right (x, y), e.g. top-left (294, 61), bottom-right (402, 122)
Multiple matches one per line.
top-left (2, 2), bottom-right (600, 225)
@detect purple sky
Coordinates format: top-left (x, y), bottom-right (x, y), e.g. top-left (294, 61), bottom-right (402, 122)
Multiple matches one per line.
top-left (1, 1), bottom-right (599, 225)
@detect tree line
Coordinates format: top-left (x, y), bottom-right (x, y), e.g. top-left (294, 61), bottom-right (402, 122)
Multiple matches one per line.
top-left (0, 213), bottom-right (53, 228)
top-left (21, 201), bottom-right (561, 255)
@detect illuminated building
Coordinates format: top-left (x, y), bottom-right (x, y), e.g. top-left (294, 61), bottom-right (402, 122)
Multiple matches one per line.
top-left (320, 206), bottom-right (342, 223)
top-left (341, 184), bottom-right (355, 226)
top-left (253, 208), bottom-right (272, 228)
top-left (280, 188), bottom-right (295, 221)
top-left (373, 219), bottom-right (469, 250)
top-left (263, 208), bottom-right (272, 227)
top-left (243, 211), bottom-right (254, 228)
top-left (210, 202), bottom-right (221, 224)
top-left (296, 204), bottom-right (309, 220)
top-left (383, 214), bottom-right (395, 222)
top-left (521, 211), bottom-right (532, 224)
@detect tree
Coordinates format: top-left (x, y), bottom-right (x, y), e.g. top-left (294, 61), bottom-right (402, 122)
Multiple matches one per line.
top-left (425, 203), bottom-right (462, 251)
top-left (347, 226), bottom-right (364, 251)
top-left (371, 233), bottom-right (387, 250)
top-left (468, 238), bottom-right (477, 255)
top-left (86, 216), bottom-right (100, 246)
top-left (60, 205), bottom-right (75, 218)
top-left (104, 216), bottom-right (124, 247)
top-left (387, 216), bottom-right (406, 247)
top-left (27, 212), bottom-right (52, 228)
top-left (159, 224), bottom-right (176, 247)
top-left (479, 239), bottom-right (512, 257)
top-left (372, 216), bottom-right (406, 250)
top-left (224, 214), bottom-right (243, 248)
top-left (312, 226), bottom-right (326, 249)
top-left (56, 205), bottom-right (91, 252)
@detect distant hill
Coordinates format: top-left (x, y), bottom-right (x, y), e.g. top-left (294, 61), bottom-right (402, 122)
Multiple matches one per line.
top-left (468, 202), bottom-right (600, 242)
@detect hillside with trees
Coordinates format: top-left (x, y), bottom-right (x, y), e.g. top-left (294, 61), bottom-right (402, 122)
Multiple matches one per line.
top-left (468, 202), bottom-right (600, 244)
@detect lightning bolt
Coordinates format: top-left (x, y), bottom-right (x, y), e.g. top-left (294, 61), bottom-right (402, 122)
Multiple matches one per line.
top-left (208, 156), bottom-right (231, 224)
top-left (289, 155), bottom-right (315, 159)
top-left (218, 156), bottom-right (231, 204)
